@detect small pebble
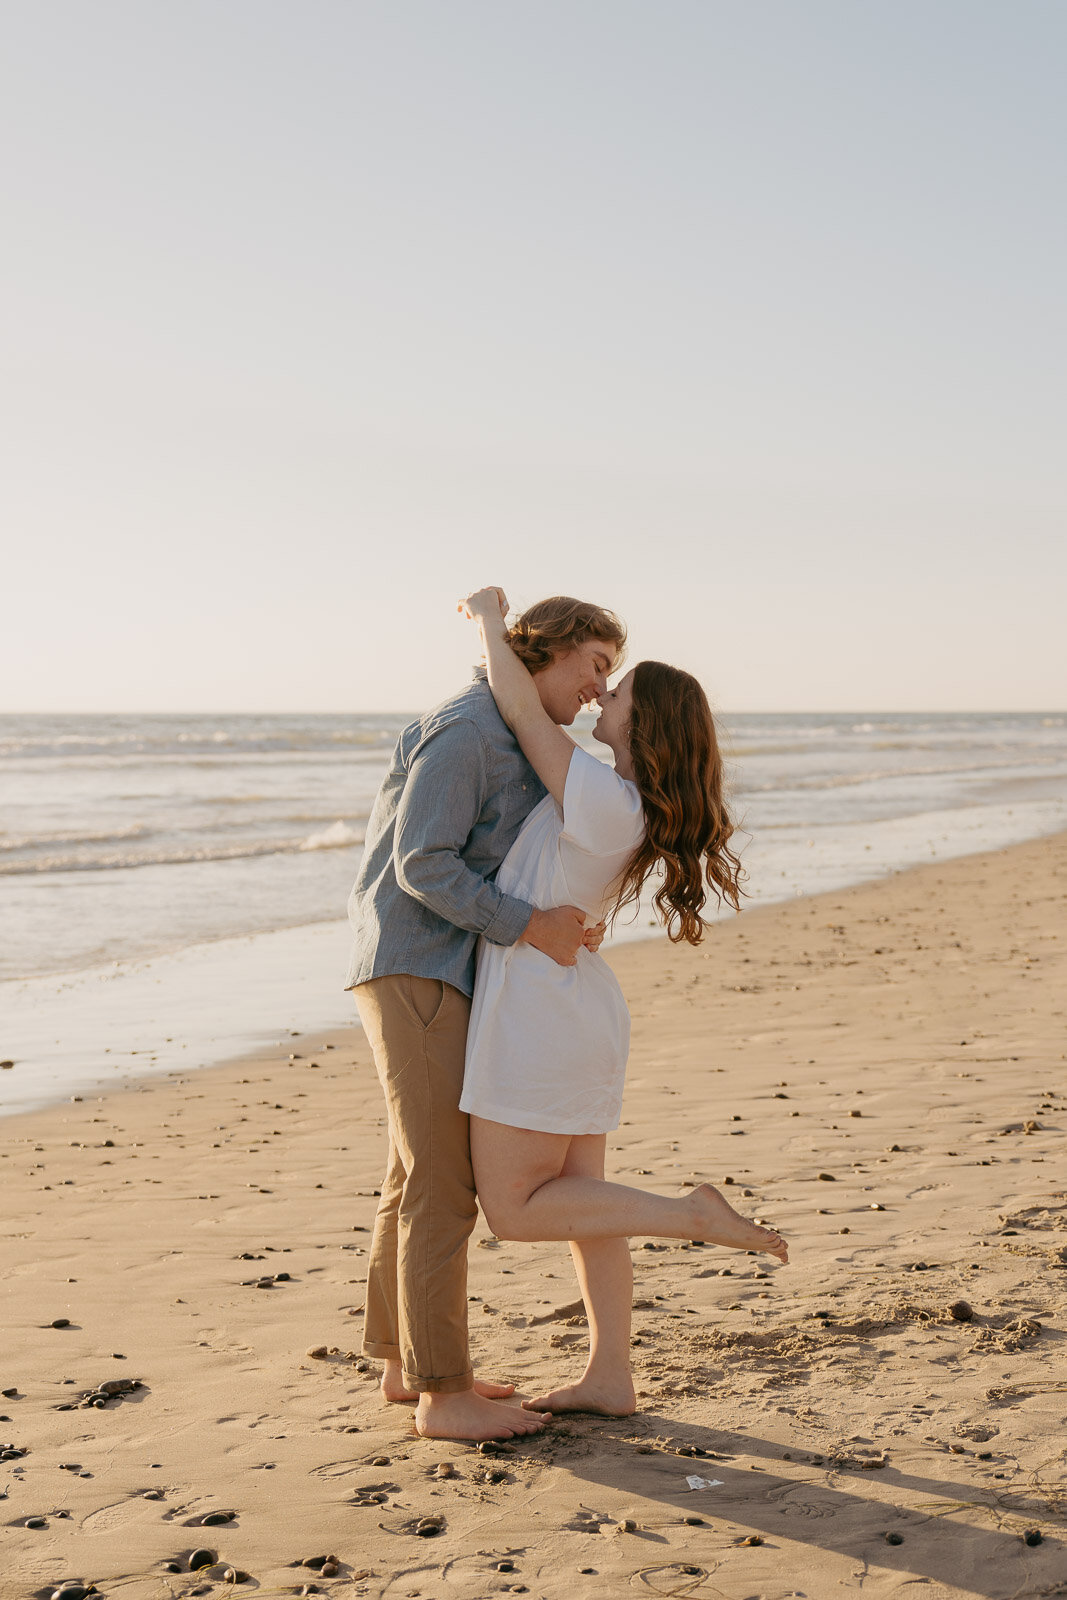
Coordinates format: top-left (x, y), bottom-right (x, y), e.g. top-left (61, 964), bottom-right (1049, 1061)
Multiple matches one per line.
top-left (496, 1560), bottom-right (516, 1572)
top-left (319, 1562), bottom-right (339, 1577)
top-left (435, 1461), bottom-right (458, 1478)
top-left (1023, 1529), bottom-right (1043, 1546)
top-left (741, 1534), bottom-right (762, 1546)
top-left (306, 1345), bottom-right (328, 1359)
top-left (189, 1548), bottom-right (217, 1570)
top-left (25, 1516), bottom-right (48, 1528)
top-left (52, 1587), bottom-right (94, 1600)
top-left (620, 1518), bottom-right (637, 1532)
top-left (370, 1455), bottom-right (390, 1467)
top-left (978, 1451), bottom-right (993, 1460)
top-left (201, 1511), bottom-right (235, 1526)
top-left (948, 1300), bottom-right (974, 1322)
top-left (162, 1565), bottom-right (182, 1575)
top-left (50, 1318), bottom-right (72, 1329)
top-left (885, 1531), bottom-right (904, 1545)
top-left (683, 1515), bottom-right (704, 1526)
top-left (817, 1172), bottom-right (836, 1182)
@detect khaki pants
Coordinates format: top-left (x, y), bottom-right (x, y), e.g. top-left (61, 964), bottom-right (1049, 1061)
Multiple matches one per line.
top-left (354, 975), bottom-right (476, 1394)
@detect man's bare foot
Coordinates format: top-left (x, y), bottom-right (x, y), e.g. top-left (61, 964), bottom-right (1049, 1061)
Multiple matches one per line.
top-left (688, 1184), bottom-right (789, 1263)
top-left (521, 1375), bottom-right (636, 1417)
top-left (380, 1358), bottom-right (516, 1405)
top-left (415, 1389), bottom-right (550, 1441)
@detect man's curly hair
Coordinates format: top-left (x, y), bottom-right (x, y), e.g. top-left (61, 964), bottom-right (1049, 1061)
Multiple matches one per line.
top-left (507, 596), bottom-right (626, 673)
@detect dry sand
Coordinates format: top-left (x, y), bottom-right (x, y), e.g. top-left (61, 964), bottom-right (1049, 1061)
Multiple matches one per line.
top-left (3, 832), bottom-right (1066, 1600)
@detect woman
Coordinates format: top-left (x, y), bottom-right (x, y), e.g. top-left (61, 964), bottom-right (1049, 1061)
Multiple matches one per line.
top-left (460, 587), bottom-right (788, 1419)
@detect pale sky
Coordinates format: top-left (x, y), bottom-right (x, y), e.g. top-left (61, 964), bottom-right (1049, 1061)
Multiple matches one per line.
top-left (2, 1), bottom-right (1064, 713)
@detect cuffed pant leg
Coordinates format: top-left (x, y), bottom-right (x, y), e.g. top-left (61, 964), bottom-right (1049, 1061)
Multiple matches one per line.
top-left (354, 975), bottom-right (475, 1394)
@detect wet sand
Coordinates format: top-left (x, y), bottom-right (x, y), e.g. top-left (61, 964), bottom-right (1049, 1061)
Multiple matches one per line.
top-left (3, 831), bottom-right (1066, 1599)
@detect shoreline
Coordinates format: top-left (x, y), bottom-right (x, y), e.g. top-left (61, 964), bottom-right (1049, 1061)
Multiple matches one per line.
top-left (3, 829), bottom-right (1066, 1597)
top-left (5, 803), bottom-right (1067, 1120)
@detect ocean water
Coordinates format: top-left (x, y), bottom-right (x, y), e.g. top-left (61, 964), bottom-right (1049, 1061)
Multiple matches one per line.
top-left (3, 709), bottom-right (1066, 1114)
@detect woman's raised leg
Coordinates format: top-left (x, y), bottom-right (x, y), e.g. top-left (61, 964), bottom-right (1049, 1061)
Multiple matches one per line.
top-left (470, 1117), bottom-right (788, 1262)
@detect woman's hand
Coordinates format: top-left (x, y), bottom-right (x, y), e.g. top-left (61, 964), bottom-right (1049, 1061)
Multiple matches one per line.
top-left (461, 586), bottom-right (509, 623)
top-left (582, 920), bottom-right (607, 954)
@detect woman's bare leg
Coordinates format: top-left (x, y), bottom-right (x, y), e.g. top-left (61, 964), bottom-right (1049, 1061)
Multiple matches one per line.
top-left (470, 1118), bottom-right (788, 1262)
top-left (522, 1135), bottom-right (637, 1416)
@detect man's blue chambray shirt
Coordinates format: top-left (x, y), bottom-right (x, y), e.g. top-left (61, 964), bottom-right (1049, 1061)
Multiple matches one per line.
top-left (344, 672), bottom-right (547, 999)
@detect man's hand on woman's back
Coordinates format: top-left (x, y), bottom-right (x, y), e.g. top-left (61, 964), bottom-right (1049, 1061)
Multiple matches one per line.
top-left (521, 906), bottom-right (587, 967)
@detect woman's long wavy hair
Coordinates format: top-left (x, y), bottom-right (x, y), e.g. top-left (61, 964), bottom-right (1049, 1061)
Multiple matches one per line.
top-left (612, 661), bottom-right (744, 945)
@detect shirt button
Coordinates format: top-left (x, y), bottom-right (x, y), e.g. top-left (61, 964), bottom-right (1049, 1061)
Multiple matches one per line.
top-left (522, 784), bottom-right (527, 790)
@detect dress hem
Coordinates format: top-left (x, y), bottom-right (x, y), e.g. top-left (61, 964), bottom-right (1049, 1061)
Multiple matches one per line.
top-left (460, 1095), bottom-right (620, 1137)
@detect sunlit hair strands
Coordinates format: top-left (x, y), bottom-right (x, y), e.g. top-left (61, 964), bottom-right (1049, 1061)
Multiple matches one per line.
top-left (613, 661), bottom-right (744, 945)
top-left (507, 596), bottom-right (627, 674)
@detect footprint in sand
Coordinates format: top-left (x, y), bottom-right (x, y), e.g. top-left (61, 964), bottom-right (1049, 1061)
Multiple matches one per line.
top-left (80, 1494), bottom-right (168, 1534)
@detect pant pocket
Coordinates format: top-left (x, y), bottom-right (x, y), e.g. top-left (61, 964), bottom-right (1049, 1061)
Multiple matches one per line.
top-left (405, 976), bottom-right (447, 1030)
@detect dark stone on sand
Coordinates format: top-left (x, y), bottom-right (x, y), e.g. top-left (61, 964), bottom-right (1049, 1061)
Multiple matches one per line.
top-left (478, 1440), bottom-right (515, 1455)
top-left (143, 1489), bottom-right (164, 1500)
top-left (189, 1549), bottom-right (217, 1569)
top-left (684, 1516), bottom-right (704, 1525)
top-left (870, 1202), bottom-right (886, 1211)
top-left (223, 1570), bottom-right (251, 1584)
top-left (1, 1388), bottom-right (18, 1398)
top-left (948, 1300), bottom-right (974, 1322)
top-left (885, 1532), bottom-right (904, 1545)
top-left (740, 1534), bottom-right (762, 1546)
top-left (496, 1560), bottom-right (516, 1571)
top-left (682, 1567), bottom-right (702, 1577)
top-left (850, 1109), bottom-right (862, 1117)
top-left (51, 1317), bottom-right (72, 1328)
top-left (302, 1556), bottom-right (337, 1569)
top-left (52, 1587), bottom-right (95, 1600)
top-left (415, 1515), bottom-right (445, 1536)
top-left (201, 1511), bottom-right (235, 1526)
top-left (370, 1455), bottom-right (390, 1466)
top-left (435, 1462), bottom-right (458, 1478)
top-left (978, 1451), bottom-right (993, 1460)
top-left (483, 1466), bottom-right (508, 1483)
top-left (306, 1345), bottom-right (328, 1359)
top-left (319, 1564), bottom-right (339, 1578)
top-left (162, 1563), bottom-right (181, 1573)
top-left (25, 1516), bottom-right (48, 1528)
top-left (620, 1518), bottom-right (638, 1533)
top-left (1023, 1529), bottom-right (1043, 1546)
top-left (0, 1060), bottom-right (12, 1068)
top-left (817, 1173), bottom-right (836, 1181)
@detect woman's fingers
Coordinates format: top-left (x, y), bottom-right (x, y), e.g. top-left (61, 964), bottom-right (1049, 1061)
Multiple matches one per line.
top-left (461, 586), bottom-right (509, 620)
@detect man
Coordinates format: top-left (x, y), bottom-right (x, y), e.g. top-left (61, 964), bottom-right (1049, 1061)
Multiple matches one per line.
top-left (346, 595), bottom-right (626, 1441)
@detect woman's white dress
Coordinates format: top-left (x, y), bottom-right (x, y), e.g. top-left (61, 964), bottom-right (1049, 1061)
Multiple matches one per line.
top-left (460, 745), bottom-right (645, 1135)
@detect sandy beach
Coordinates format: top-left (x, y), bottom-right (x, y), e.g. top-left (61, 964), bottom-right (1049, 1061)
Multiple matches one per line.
top-left (3, 831), bottom-right (1065, 1600)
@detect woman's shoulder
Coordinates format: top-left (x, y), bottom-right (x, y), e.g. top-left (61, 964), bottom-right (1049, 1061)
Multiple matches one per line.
top-left (563, 746), bottom-right (644, 852)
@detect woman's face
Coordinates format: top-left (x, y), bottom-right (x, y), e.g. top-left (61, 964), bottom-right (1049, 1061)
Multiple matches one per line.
top-left (592, 668), bottom-right (635, 750)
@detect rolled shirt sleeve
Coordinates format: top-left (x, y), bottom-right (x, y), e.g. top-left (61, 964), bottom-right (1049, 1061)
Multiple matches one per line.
top-left (393, 719), bottom-right (533, 947)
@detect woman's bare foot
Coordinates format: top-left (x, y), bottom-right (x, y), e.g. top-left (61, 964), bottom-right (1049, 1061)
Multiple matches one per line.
top-left (521, 1375), bottom-right (636, 1417)
top-left (688, 1183), bottom-right (789, 1262)
top-left (380, 1358), bottom-right (516, 1405)
top-left (415, 1389), bottom-right (550, 1441)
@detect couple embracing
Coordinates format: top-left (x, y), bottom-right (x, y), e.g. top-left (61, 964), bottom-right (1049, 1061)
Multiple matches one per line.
top-left (345, 589), bottom-right (787, 1442)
